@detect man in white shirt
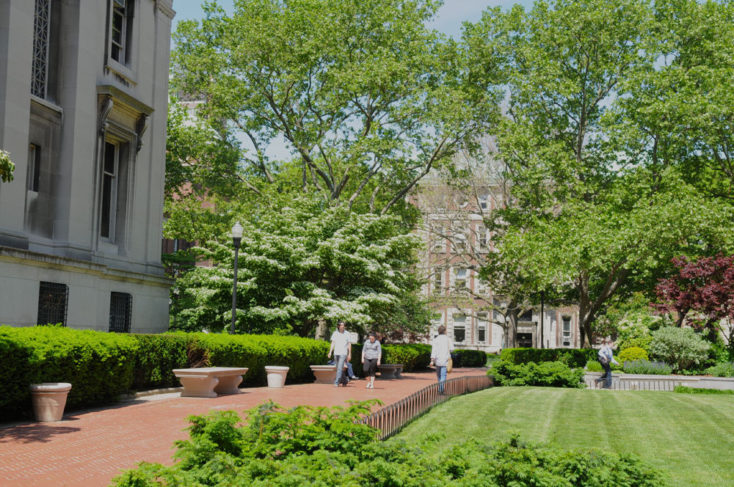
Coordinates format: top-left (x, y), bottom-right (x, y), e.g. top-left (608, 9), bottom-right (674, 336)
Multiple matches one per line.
top-left (328, 321), bottom-right (351, 387)
top-left (430, 325), bottom-right (454, 394)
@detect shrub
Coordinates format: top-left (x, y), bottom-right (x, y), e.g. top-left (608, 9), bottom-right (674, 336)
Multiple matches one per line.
top-left (500, 348), bottom-right (593, 368)
top-left (113, 402), bottom-right (664, 487)
top-left (704, 362), bottom-right (734, 377)
top-left (452, 349), bottom-right (487, 367)
top-left (586, 360), bottom-right (603, 372)
top-left (489, 360), bottom-right (585, 388)
top-left (622, 360), bottom-right (673, 375)
top-left (618, 346), bottom-right (649, 364)
top-left (674, 386), bottom-right (734, 395)
top-left (130, 333), bottom-right (190, 390)
top-left (649, 327), bottom-right (711, 373)
top-left (381, 343), bottom-right (430, 371)
top-left (0, 326), bottom-right (139, 419)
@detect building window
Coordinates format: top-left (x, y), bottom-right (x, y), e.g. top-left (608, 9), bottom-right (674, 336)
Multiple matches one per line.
top-left (478, 193), bottom-right (489, 211)
top-left (31, 0), bottom-right (52, 98)
top-left (101, 142), bottom-right (119, 239)
top-left (430, 223), bottom-right (445, 252)
top-left (519, 309), bottom-right (533, 322)
top-left (477, 312), bottom-right (488, 343)
top-left (477, 226), bottom-right (488, 251)
top-left (110, 0), bottom-right (134, 65)
top-left (454, 268), bottom-right (467, 290)
top-left (453, 232), bottom-right (467, 252)
top-left (37, 281), bottom-right (68, 326)
top-left (433, 267), bottom-right (443, 295)
top-left (478, 326), bottom-right (486, 343)
top-left (562, 316), bottom-right (572, 347)
top-left (27, 144), bottom-right (41, 192)
top-left (453, 313), bottom-right (466, 343)
top-left (109, 292), bottom-right (132, 332)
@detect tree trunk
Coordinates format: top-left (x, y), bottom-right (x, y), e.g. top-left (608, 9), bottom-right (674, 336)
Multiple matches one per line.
top-left (506, 309), bottom-right (518, 348)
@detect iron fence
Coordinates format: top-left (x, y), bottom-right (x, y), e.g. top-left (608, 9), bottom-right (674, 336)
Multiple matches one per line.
top-left (363, 375), bottom-right (493, 440)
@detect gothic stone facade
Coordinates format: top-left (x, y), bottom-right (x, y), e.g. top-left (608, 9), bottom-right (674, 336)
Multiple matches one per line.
top-left (0, 0), bottom-right (174, 332)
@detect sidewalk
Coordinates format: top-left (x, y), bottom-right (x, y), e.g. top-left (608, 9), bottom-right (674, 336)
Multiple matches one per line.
top-left (0, 368), bottom-right (485, 487)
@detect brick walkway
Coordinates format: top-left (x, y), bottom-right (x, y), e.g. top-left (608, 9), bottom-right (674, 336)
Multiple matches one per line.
top-left (0, 368), bottom-right (484, 487)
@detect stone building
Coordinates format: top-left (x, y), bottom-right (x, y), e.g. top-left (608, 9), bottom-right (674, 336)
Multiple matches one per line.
top-left (0, 0), bottom-right (175, 332)
top-left (413, 149), bottom-right (580, 352)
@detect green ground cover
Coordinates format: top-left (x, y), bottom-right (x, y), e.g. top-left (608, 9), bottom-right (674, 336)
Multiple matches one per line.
top-left (393, 387), bottom-right (734, 487)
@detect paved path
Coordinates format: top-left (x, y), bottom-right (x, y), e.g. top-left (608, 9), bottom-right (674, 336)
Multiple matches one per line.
top-left (0, 368), bottom-right (485, 487)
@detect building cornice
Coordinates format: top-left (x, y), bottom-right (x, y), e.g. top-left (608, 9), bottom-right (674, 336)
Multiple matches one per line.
top-left (97, 85), bottom-right (154, 116)
top-left (156, 0), bottom-right (176, 19)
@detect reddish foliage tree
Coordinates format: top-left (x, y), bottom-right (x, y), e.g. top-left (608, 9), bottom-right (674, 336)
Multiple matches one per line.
top-left (654, 255), bottom-right (734, 343)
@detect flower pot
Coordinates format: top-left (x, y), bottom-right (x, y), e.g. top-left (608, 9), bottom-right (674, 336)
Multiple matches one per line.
top-left (265, 366), bottom-right (289, 388)
top-left (30, 383), bottom-right (72, 422)
top-left (310, 365), bottom-right (337, 384)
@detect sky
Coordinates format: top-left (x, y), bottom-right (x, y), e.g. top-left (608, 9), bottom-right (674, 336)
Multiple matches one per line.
top-left (172, 0), bottom-right (534, 40)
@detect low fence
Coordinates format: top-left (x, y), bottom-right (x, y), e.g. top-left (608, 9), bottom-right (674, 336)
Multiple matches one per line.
top-left (584, 373), bottom-right (734, 391)
top-left (363, 375), bottom-right (493, 440)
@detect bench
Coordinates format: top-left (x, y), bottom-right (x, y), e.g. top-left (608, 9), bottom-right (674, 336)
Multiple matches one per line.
top-left (310, 365), bottom-right (337, 384)
top-left (172, 367), bottom-right (249, 398)
top-left (378, 364), bottom-right (402, 380)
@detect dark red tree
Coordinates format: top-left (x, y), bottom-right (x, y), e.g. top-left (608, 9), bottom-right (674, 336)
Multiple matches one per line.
top-left (654, 255), bottom-right (734, 344)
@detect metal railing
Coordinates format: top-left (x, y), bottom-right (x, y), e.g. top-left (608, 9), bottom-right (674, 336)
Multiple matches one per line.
top-left (363, 375), bottom-right (493, 440)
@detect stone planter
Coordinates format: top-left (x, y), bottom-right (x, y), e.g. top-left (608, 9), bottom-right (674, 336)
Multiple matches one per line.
top-left (378, 364), bottom-right (399, 379)
top-left (310, 365), bottom-right (337, 384)
top-left (30, 383), bottom-right (72, 422)
top-left (394, 364), bottom-right (404, 378)
top-left (265, 366), bottom-right (290, 388)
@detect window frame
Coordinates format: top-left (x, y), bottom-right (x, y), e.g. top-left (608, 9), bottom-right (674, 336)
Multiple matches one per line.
top-left (100, 141), bottom-right (120, 241)
top-left (37, 281), bottom-right (68, 326)
top-left (109, 291), bottom-right (133, 333)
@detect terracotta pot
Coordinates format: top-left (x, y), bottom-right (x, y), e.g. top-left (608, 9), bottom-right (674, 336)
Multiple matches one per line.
top-left (310, 365), bottom-right (337, 384)
top-left (265, 366), bottom-right (289, 388)
top-left (30, 383), bottom-right (72, 422)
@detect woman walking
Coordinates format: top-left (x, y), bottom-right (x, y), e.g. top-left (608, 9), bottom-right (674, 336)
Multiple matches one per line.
top-left (361, 331), bottom-right (381, 389)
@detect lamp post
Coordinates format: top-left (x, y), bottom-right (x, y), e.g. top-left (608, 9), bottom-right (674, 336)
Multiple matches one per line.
top-left (230, 222), bottom-right (243, 335)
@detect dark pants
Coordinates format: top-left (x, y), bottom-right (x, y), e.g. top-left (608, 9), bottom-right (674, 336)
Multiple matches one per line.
top-left (598, 360), bottom-right (612, 388)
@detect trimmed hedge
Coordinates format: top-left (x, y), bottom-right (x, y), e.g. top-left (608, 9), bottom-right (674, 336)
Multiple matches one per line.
top-left (500, 347), bottom-right (596, 368)
top-left (0, 326), bottom-right (139, 419)
top-left (453, 349), bottom-right (487, 367)
top-left (490, 360), bottom-right (585, 388)
top-left (0, 327), bottom-right (439, 420)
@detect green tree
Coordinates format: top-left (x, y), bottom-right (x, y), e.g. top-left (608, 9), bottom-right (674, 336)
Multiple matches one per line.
top-left (0, 149), bottom-right (14, 183)
top-left (170, 199), bottom-right (428, 337)
top-left (169, 0), bottom-right (500, 214)
top-left (467, 0), bottom-right (734, 346)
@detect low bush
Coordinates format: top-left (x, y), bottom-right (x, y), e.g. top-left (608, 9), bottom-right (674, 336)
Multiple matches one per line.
top-left (113, 401), bottom-right (664, 487)
top-left (622, 359), bottom-right (673, 375)
top-left (130, 334), bottom-right (190, 390)
top-left (674, 386), bottom-right (734, 395)
top-left (704, 362), bottom-right (734, 377)
top-left (490, 360), bottom-right (585, 388)
top-left (381, 343), bottom-right (430, 371)
top-left (452, 349), bottom-right (487, 367)
top-left (618, 346), bottom-right (649, 364)
top-left (586, 360), bottom-right (603, 372)
top-left (649, 327), bottom-right (711, 373)
top-left (500, 348), bottom-right (594, 368)
top-left (0, 326), bottom-right (139, 419)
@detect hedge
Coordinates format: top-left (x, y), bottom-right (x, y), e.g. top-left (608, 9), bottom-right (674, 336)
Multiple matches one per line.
top-left (0, 327), bottom-right (438, 420)
top-left (453, 349), bottom-right (488, 367)
top-left (500, 347), bottom-right (595, 368)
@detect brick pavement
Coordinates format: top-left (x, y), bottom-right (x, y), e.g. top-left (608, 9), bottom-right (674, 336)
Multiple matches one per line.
top-left (0, 368), bottom-right (484, 487)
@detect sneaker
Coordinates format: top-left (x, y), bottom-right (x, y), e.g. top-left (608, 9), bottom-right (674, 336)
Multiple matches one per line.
top-left (334, 384), bottom-right (339, 387)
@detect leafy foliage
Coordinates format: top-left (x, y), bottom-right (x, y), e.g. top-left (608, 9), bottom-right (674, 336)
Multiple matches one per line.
top-left (674, 386), bottom-right (734, 396)
top-left (113, 402), bottom-right (663, 486)
top-left (500, 347), bottom-right (593, 368)
top-left (704, 362), bottom-right (734, 378)
top-left (618, 346), bottom-right (649, 364)
top-left (170, 203), bottom-right (429, 337)
top-left (490, 360), bottom-right (585, 388)
top-left (0, 149), bottom-right (14, 182)
top-left (622, 360), bottom-right (673, 376)
top-left (381, 343), bottom-right (431, 371)
top-left (452, 349), bottom-right (488, 367)
top-left (649, 327), bottom-right (711, 373)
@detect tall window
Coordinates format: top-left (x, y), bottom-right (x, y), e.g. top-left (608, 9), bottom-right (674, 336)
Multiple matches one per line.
top-left (37, 281), bottom-right (68, 326)
top-left (562, 316), bottom-right (572, 347)
top-left (110, 0), bottom-right (133, 65)
top-left (27, 144), bottom-right (41, 192)
top-left (454, 268), bottom-right (467, 290)
top-left (478, 193), bottom-right (489, 211)
top-left (31, 0), bottom-right (51, 98)
top-left (477, 226), bottom-right (489, 251)
top-left (101, 142), bottom-right (119, 239)
top-left (477, 312), bottom-right (488, 343)
top-left (109, 292), bottom-right (132, 332)
top-left (453, 313), bottom-right (466, 343)
top-left (433, 267), bottom-right (443, 295)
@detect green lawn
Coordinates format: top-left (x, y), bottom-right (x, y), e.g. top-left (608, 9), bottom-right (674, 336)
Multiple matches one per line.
top-left (392, 387), bottom-right (734, 487)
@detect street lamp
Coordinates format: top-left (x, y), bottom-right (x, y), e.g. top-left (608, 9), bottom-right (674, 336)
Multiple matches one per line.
top-left (230, 222), bottom-right (243, 335)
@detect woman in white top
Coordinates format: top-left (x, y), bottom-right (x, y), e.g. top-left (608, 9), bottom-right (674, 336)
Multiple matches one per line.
top-left (430, 325), bottom-right (453, 394)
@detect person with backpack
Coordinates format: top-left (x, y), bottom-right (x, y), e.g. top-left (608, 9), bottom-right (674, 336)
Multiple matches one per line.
top-left (595, 338), bottom-right (619, 388)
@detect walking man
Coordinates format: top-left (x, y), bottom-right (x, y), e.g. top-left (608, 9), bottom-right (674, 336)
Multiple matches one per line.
top-left (327, 321), bottom-right (351, 387)
top-left (430, 325), bottom-right (453, 394)
top-left (595, 338), bottom-right (618, 389)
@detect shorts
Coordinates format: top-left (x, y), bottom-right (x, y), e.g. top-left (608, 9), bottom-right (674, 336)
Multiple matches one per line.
top-left (363, 358), bottom-right (378, 377)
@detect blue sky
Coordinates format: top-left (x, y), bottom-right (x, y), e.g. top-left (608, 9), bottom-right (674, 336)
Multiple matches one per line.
top-left (172, 0), bottom-right (534, 39)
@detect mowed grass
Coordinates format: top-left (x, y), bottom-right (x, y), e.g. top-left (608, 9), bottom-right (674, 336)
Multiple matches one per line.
top-left (392, 387), bottom-right (734, 487)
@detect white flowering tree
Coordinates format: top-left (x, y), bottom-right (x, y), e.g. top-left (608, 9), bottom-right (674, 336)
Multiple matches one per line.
top-left (169, 199), bottom-right (431, 337)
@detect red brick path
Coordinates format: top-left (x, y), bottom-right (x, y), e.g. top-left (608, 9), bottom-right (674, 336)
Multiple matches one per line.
top-left (0, 368), bottom-right (484, 487)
